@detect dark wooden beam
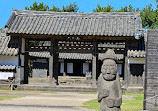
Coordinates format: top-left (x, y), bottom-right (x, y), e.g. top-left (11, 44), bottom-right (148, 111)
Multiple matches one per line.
top-left (18, 37), bottom-right (22, 66)
top-left (53, 53), bottom-right (59, 85)
top-left (92, 40), bottom-right (98, 87)
top-left (64, 60), bottom-right (67, 75)
top-left (9, 33), bottom-right (135, 41)
top-left (49, 38), bottom-right (59, 85)
top-left (24, 52), bottom-right (29, 84)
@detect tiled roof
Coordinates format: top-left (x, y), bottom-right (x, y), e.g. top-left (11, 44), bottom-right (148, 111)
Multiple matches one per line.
top-left (29, 52), bottom-right (124, 60)
top-left (0, 32), bottom-right (18, 56)
top-left (128, 50), bottom-right (145, 58)
top-left (0, 65), bottom-right (16, 70)
top-left (59, 53), bottom-right (92, 60)
top-left (6, 9), bottom-right (142, 36)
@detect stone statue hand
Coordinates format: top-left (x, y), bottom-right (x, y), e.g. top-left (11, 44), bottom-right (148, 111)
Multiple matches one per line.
top-left (97, 89), bottom-right (109, 102)
top-left (107, 98), bottom-right (114, 108)
top-left (102, 89), bottom-right (109, 97)
top-left (114, 98), bottom-right (122, 107)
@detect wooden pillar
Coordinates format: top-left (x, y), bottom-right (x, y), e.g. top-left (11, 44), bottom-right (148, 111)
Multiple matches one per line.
top-left (23, 39), bottom-right (29, 84)
top-left (49, 38), bottom-right (59, 85)
top-left (53, 53), bottom-right (59, 85)
top-left (18, 38), bottom-right (25, 84)
top-left (24, 51), bottom-right (29, 84)
top-left (49, 55), bottom-right (53, 83)
top-left (92, 40), bottom-right (98, 87)
top-left (124, 56), bottom-right (129, 88)
top-left (124, 40), bottom-right (129, 88)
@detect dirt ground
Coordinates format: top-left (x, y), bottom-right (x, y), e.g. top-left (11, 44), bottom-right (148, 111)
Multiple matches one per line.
top-left (0, 91), bottom-right (136, 111)
top-left (0, 91), bottom-right (96, 111)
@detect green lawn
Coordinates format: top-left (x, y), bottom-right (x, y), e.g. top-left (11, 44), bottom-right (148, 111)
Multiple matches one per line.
top-left (81, 93), bottom-right (144, 111)
top-left (0, 96), bottom-right (20, 101)
top-left (80, 92), bottom-right (97, 94)
top-left (0, 90), bottom-right (56, 94)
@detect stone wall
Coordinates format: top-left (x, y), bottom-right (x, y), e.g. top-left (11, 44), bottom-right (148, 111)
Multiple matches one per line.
top-left (32, 69), bottom-right (48, 78)
top-left (144, 30), bottom-right (158, 110)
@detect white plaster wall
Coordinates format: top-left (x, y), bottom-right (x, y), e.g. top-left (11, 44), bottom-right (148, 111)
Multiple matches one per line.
top-left (117, 64), bottom-right (122, 76)
top-left (60, 62), bottom-right (64, 73)
top-left (36, 59), bottom-right (47, 63)
top-left (67, 63), bottom-right (73, 73)
top-left (128, 58), bottom-right (145, 64)
top-left (83, 63), bottom-right (89, 74)
top-left (0, 55), bottom-right (18, 66)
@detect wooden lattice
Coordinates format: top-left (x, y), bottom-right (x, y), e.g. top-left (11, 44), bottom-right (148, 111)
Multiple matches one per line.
top-left (98, 41), bottom-right (125, 54)
top-left (58, 41), bottom-right (93, 53)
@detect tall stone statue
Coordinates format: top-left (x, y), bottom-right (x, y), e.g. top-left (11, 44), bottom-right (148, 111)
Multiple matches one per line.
top-left (97, 49), bottom-right (122, 111)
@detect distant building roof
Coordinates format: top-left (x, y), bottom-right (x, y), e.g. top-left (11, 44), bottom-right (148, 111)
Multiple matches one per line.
top-left (0, 65), bottom-right (16, 70)
top-left (6, 9), bottom-right (142, 37)
top-left (0, 32), bottom-right (18, 56)
top-left (128, 50), bottom-right (145, 58)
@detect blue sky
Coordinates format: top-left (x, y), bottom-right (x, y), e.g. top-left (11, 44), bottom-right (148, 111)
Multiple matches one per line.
top-left (0, 0), bottom-right (157, 28)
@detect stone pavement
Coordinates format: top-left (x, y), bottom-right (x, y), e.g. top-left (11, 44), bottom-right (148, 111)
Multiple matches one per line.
top-left (0, 92), bottom-right (96, 111)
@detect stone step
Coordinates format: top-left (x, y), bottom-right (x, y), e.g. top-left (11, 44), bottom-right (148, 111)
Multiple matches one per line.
top-left (29, 76), bottom-right (90, 85)
top-left (15, 85), bottom-right (97, 92)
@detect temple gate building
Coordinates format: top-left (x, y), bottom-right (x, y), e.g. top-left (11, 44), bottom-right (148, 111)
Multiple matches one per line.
top-left (0, 9), bottom-right (145, 88)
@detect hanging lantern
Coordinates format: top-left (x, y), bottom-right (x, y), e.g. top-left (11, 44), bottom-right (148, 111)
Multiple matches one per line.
top-left (135, 33), bottom-right (141, 40)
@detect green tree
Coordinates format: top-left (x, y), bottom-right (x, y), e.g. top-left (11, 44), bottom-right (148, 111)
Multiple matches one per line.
top-left (0, 28), bottom-right (2, 30)
top-left (115, 5), bottom-right (139, 12)
top-left (26, 2), bottom-right (79, 12)
top-left (62, 2), bottom-right (79, 12)
top-left (93, 4), bottom-right (158, 29)
top-left (93, 4), bottom-right (114, 12)
top-left (49, 6), bottom-right (61, 12)
top-left (25, 2), bottom-right (49, 11)
top-left (140, 4), bottom-right (157, 29)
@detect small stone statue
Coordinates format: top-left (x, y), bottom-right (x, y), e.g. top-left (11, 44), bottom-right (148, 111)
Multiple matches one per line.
top-left (97, 49), bottom-right (122, 111)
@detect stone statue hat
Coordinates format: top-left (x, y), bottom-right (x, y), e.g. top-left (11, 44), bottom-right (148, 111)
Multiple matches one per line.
top-left (102, 49), bottom-right (116, 61)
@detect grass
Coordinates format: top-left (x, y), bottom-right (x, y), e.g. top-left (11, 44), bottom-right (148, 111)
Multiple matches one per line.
top-left (82, 99), bottom-right (100, 111)
top-left (81, 93), bottom-right (144, 111)
top-left (80, 92), bottom-right (97, 94)
top-left (0, 96), bottom-right (20, 101)
top-left (0, 90), bottom-right (56, 94)
top-left (122, 93), bottom-right (144, 111)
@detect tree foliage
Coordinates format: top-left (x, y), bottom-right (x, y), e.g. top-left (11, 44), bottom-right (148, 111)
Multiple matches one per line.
top-left (26, 2), bottom-right (79, 12)
top-left (49, 6), bottom-right (60, 12)
top-left (115, 5), bottom-right (140, 12)
top-left (93, 4), bottom-right (158, 29)
top-left (140, 4), bottom-right (157, 29)
top-left (93, 4), bottom-right (114, 12)
top-left (25, 2), bottom-right (49, 11)
top-left (62, 3), bottom-right (79, 12)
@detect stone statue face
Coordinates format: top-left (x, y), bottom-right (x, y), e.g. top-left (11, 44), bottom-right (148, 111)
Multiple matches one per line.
top-left (101, 59), bottom-right (117, 81)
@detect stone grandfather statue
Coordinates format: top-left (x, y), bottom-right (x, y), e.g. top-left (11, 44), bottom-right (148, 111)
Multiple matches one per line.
top-left (97, 49), bottom-right (122, 111)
